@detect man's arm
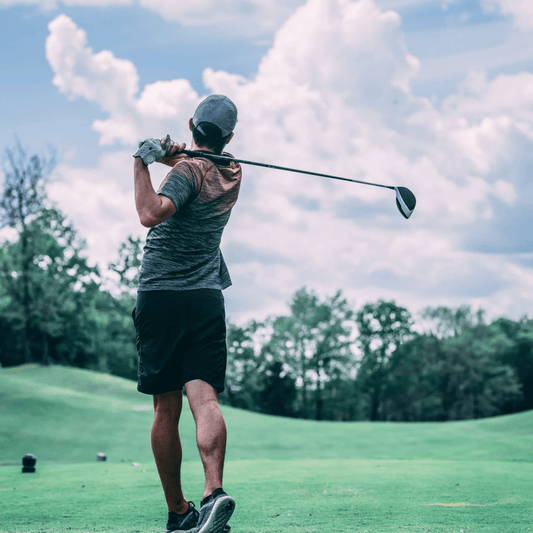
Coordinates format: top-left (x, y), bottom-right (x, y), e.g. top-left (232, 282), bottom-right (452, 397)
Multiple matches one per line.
top-left (134, 157), bottom-right (176, 228)
top-left (133, 138), bottom-right (188, 228)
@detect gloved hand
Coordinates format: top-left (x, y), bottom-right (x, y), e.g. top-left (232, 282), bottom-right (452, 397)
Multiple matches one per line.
top-left (133, 134), bottom-right (170, 165)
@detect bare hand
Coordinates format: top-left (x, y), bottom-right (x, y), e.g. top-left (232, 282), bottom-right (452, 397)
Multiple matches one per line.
top-left (156, 137), bottom-right (187, 166)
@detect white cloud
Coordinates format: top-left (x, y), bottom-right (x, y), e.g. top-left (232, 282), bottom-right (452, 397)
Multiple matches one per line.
top-left (0, 0), bottom-right (305, 33)
top-left (444, 70), bottom-right (533, 121)
top-left (0, 0), bottom-right (130, 7)
top-left (138, 0), bottom-right (306, 33)
top-left (375, 0), bottom-right (436, 7)
top-left (5, 0), bottom-right (532, 36)
top-left (46, 14), bottom-right (200, 146)
top-left (483, 0), bottom-right (533, 30)
top-left (44, 0), bottom-right (533, 322)
top-left (47, 151), bottom-right (147, 267)
top-left (46, 15), bottom-right (139, 106)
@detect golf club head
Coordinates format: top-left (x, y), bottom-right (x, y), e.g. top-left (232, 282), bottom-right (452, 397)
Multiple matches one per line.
top-left (395, 187), bottom-right (416, 219)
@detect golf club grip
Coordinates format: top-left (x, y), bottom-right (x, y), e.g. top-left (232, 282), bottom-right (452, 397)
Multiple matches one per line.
top-left (182, 150), bottom-right (395, 190)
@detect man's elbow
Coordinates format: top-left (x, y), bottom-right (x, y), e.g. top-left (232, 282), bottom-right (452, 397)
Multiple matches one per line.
top-left (138, 211), bottom-right (160, 228)
top-left (137, 198), bottom-right (174, 228)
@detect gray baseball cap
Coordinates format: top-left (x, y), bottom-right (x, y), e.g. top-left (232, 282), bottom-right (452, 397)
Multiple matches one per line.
top-left (192, 94), bottom-right (238, 137)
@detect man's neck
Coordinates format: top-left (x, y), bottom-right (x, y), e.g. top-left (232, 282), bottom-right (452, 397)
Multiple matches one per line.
top-left (190, 140), bottom-right (214, 153)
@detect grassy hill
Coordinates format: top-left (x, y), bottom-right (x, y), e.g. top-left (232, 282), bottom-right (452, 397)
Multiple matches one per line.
top-left (1, 364), bottom-right (532, 465)
top-left (1, 365), bottom-right (532, 533)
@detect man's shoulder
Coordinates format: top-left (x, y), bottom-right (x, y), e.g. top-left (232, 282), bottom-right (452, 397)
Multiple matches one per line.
top-left (181, 152), bottom-right (241, 172)
top-left (172, 158), bottom-right (200, 174)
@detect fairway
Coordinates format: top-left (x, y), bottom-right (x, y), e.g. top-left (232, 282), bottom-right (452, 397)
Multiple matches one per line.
top-left (1, 366), bottom-right (533, 532)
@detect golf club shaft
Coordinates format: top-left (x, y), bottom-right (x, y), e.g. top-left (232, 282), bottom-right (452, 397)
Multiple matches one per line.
top-left (182, 150), bottom-right (395, 191)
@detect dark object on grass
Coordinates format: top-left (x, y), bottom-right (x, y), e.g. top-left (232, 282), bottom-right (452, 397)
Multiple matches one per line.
top-left (22, 453), bottom-right (36, 473)
top-left (97, 452), bottom-right (107, 461)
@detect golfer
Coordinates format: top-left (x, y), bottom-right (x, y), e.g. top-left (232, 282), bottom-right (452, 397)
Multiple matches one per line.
top-left (132, 95), bottom-right (241, 533)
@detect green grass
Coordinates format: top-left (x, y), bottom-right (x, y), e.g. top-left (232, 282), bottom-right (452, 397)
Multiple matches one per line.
top-left (1, 365), bottom-right (533, 532)
top-left (2, 459), bottom-right (532, 532)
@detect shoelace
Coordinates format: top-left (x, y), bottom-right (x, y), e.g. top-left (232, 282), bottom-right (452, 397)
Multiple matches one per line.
top-left (168, 502), bottom-right (199, 528)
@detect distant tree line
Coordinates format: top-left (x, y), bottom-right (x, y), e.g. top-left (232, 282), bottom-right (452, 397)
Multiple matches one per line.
top-left (223, 293), bottom-right (533, 421)
top-left (1, 142), bottom-right (532, 422)
top-left (0, 141), bottom-right (141, 380)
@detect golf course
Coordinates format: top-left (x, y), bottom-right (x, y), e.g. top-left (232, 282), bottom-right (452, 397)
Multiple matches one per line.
top-left (1, 365), bottom-right (532, 533)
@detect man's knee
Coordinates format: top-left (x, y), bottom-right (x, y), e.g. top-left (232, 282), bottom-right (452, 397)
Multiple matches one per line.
top-left (184, 379), bottom-right (218, 403)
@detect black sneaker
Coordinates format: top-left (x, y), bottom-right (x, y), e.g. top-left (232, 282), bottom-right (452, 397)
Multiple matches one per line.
top-left (195, 488), bottom-right (235, 533)
top-left (164, 502), bottom-right (199, 533)
top-left (163, 501), bottom-right (231, 533)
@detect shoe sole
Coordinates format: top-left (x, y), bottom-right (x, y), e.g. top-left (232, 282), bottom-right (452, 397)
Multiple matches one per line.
top-left (196, 496), bottom-right (235, 533)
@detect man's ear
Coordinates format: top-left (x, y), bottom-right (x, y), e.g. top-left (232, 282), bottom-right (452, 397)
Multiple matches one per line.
top-left (225, 132), bottom-right (234, 145)
top-left (189, 118), bottom-right (193, 132)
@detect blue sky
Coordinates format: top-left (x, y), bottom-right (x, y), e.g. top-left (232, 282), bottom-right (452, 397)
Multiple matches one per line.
top-left (1, 0), bottom-right (532, 323)
top-left (0, 4), bottom-right (273, 163)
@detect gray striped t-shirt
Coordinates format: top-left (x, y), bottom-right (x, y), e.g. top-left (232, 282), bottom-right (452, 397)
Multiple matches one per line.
top-left (138, 154), bottom-right (242, 291)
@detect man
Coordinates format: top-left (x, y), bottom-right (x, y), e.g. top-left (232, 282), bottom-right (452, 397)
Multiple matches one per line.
top-left (132, 94), bottom-right (241, 533)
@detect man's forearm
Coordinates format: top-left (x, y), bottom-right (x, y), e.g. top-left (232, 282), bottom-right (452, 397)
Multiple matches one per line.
top-left (134, 157), bottom-right (174, 228)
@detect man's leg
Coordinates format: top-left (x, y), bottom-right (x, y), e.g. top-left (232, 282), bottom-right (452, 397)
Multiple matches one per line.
top-left (184, 379), bottom-right (226, 499)
top-left (152, 390), bottom-right (189, 514)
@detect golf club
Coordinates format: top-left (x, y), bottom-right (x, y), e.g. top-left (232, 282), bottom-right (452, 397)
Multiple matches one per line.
top-left (182, 150), bottom-right (416, 219)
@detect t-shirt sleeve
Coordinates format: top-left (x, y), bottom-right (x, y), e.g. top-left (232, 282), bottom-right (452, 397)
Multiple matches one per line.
top-left (157, 164), bottom-right (200, 213)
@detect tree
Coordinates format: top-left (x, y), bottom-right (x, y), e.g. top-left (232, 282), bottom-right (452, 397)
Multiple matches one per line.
top-left (355, 300), bottom-right (412, 421)
top-left (485, 317), bottom-right (533, 413)
top-left (0, 140), bottom-right (55, 362)
top-left (419, 305), bottom-right (484, 338)
top-left (103, 235), bottom-right (145, 379)
top-left (0, 207), bottom-right (100, 367)
top-left (108, 235), bottom-right (144, 297)
top-left (88, 288), bottom-right (138, 380)
top-left (321, 375), bottom-right (366, 421)
top-left (443, 324), bottom-right (521, 419)
top-left (380, 334), bottom-right (443, 421)
top-left (259, 360), bottom-right (297, 417)
top-left (386, 307), bottom-right (524, 421)
top-left (224, 320), bottom-right (266, 411)
top-left (262, 288), bottom-right (356, 420)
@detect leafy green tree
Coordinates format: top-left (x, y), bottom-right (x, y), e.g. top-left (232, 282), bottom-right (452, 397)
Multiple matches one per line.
top-left (262, 288), bottom-right (356, 420)
top-left (488, 317), bottom-right (533, 413)
top-left (321, 376), bottom-right (366, 421)
top-left (0, 140), bottom-right (55, 362)
top-left (0, 281), bottom-right (21, 367)
top-left (0, 206), bottom-right (100, 367)
top-left (89, 289), bottom-right (138, 380)
top-left (441, 324), bottom-right (521, 419)
top-left (380, 334), bottom-right (442, 421)
top-left (419, 305), bottom-right (484, 338)
top-left (224, 320), bottom-right (267, 411)
top-left (0, 206), bottom-right (139, 376)
top-left (100, 235), bottom-right (148, 379)
top-left (259, 360), bottom-right (297, 417)
top-left (108, 235), bottom-right (144, 297)
top-left (0, 144), bottom-right (152, 379)
top-left (355, 300), bottom-right (412, 421)
top-left (387, 307), bottom-right (524, 421)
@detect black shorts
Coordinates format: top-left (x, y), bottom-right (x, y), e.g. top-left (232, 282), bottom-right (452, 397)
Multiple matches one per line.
top-left (133, 289), bottom-right (227, 395)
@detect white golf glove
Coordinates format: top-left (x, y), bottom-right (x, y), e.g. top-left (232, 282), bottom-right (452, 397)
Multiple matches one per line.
top-left (134, 134), bottom-right (170, 165)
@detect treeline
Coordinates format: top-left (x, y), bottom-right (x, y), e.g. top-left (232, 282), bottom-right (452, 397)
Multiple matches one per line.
top-left (0, 142), bottom-right (141, 379)
top-left (1, 142), bottom-right (532, 422)
top-left (223, 292), bottom-right (533, 421)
